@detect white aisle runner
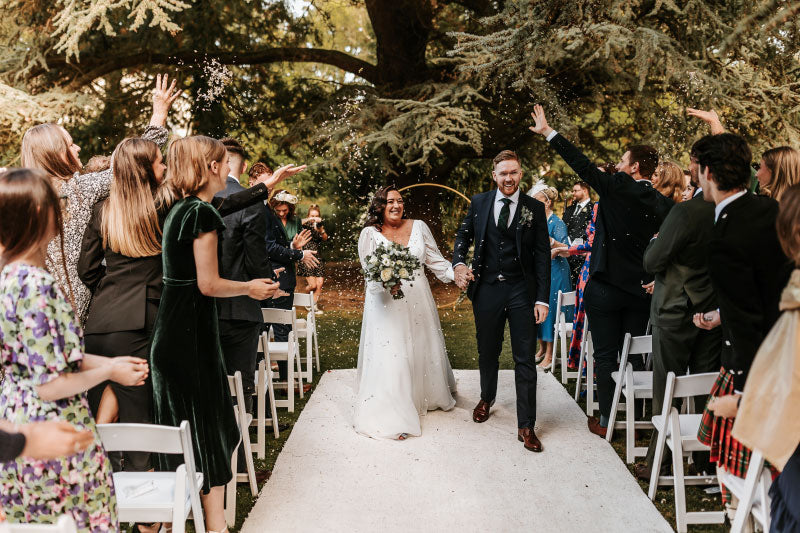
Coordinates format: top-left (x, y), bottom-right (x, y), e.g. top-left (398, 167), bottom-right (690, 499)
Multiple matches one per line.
top-left (241, 369), bottom-right (671, 533)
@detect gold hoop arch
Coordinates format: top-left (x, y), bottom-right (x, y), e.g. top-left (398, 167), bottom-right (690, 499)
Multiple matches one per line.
top-left (398, 182), bottom-right (471, 310)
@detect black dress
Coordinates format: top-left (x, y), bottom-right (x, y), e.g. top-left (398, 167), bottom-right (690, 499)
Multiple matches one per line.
top-left (296, 221), bottom-right (325, 277)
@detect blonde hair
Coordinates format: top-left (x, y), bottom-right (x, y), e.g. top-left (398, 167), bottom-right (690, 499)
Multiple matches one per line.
top-left (654, 161), bottom-right (685, 203)
top-left (762, 146), bottom-right (800, 202)
top-left (20, 124), bottom-right (82, 180)
top-left (165, 135), bottom-right (226, 197)
top-left (102, 138), bottom-right (162, 258)
top-left (535, 186), bottom-right (559, 208)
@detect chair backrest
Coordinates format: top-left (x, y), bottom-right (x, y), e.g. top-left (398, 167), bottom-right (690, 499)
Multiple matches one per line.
top-left (292, 292), bottom-right (315, 308)
top-left (97, 422), bottom-right (185, 455)
top-left (228, 371), bottom-right (246, 410)
top-left (628, 334), bottom-right (652, 356)
top-left (1, 516), bottom-right (78, 533)
top-left (261, 307), bottom-right (296, 326)
top-left (658, 371), bottom-right (718, 419)
top-left (557, 290), bottom-right (577, 308)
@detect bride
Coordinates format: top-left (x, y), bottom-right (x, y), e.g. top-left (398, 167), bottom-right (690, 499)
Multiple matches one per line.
top-left (355, 186), bottom-right (457, 440)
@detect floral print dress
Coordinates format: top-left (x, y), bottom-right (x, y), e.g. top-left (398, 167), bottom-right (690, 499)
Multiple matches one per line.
top-left (0, 263), bottom-right (117, 531)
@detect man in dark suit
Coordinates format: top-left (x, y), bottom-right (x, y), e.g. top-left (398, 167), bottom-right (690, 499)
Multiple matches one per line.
top-left (215, 138), bottom-right (279, 414)
top-left (453, 150), bottom-right (551, 452)
top-left (634, 138), bottom-right (722, 480)
top-left (693, 133), bottom-right (793, 397)
top-left (562, 181), bottom-right (594, 286)
top-left (530, 105), bottom-right (674, 438)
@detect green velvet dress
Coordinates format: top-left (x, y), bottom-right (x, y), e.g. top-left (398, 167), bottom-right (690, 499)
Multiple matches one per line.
top-left (150, 196), bottom-right (240, 492)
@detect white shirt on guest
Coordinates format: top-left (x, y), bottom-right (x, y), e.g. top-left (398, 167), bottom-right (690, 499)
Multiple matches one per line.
top-left (714, 190), bottom-right (747, 223)
top-left (493, 188), bottom-right (521, 228)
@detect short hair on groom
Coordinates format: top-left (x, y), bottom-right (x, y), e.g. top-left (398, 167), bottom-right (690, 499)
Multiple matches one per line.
top-left (626, 145), bottom-right (659, 179)
top-left (220, 137), bottom-right (248, 160)
top-left (693, 133), bottom-right (752, 192)
top-left (493, 150), bottom-right (520, 168)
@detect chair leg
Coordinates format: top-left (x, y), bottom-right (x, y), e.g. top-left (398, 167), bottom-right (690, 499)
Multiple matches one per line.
top-left (731, 452), bottom-right (766, 533)
top-left (671, 415), bottom-right (688, 533)
top-left (295, 348), bottom-right (305, 399)
top-left (267, 370), bottom-right (280, 438)
top-left (605, 372), bottom-right (624, 443)
top-left (625, 392), bottom-right (635, 463)
top-left (560, 329), bottom-right (568, 384)
top-left (256, 363), bottom-right (266, 460)
top-left (306, 334), bottom-right (313, 382)
top-left (648, 417), bottom-right (668, 501)
top-left (313, 328), bottom-right (320, 372)
top-left (574, 342), bottom-right (585, 402)
top-left (225, 444), bottom-right (239, 527)
top-left (287, 356), bottom-right (295, 413)
top-left (242, 421), bottom-right (258, 496)
top-left (586, 353), bottom-right (595, 416)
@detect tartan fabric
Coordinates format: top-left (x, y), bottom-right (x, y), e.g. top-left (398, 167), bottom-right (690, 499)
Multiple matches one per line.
top-left (567, 203), bottom-right (598, 368)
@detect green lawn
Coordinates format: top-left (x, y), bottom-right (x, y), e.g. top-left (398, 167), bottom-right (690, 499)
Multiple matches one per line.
top-left (229, 306), bottom-right (725, 532)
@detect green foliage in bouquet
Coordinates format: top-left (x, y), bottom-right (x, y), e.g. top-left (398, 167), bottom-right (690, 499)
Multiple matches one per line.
top-left (363, 241), bottom-right (422, 300)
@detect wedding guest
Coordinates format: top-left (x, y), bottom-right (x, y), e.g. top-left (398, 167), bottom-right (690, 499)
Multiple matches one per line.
top-left (0, 420), bottom-right (93, 462)
top-left (528, 182), bottom-right (572, 369)
top-left (731, 185), bottom-right (800, 533)
top-left (0, 168), bottom-right (148, 530)
top-left (272, 189), bottom-right (302, 242)
top-left (634, 138), bottom-right (722, 481)
top-left (20, 74), bottom-right (178, 323)
top-left (755, 146), bottom-right (800, 202)
top-left (653, 161), bottom-right (685, 203)
top-left (215, 138), bottom-right (273, 415)
top-left (149, 136), bottom-right (279, 533)
top-left (561, 181), bottom-right (594, 286)
top-left (691, 133), bottom-right (793, 514)
top-left (681, 170), bottom-right (696, 202)
top-left (298, 204), bottom-right (329, 312)
top-left (83, 155), bottom-right (111, 174)
top-left (530, 105), bottom-right (673, 438)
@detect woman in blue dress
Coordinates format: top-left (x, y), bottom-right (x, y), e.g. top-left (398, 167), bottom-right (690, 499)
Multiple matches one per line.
top-left (528, 182), bottom-right (573, 369)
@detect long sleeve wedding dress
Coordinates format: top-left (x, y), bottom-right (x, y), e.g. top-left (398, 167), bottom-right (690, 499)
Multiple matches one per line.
top-left (354, 220), bottom-right (457, 439)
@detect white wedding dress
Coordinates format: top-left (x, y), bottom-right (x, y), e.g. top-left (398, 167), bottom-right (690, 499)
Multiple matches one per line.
top-left (354, 220), bottom-right (457, 439)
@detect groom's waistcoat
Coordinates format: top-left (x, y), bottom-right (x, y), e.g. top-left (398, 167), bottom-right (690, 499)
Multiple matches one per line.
top-left (481, 209), bottom-right (523, 283)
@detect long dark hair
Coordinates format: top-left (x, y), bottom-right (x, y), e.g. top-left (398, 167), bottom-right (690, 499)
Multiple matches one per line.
top-left (364, 185), bottom-right (406, 230)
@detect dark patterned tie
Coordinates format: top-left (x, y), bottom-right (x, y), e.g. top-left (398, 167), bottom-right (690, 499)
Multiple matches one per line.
top-left (498, 198), bottom-right (511, 229)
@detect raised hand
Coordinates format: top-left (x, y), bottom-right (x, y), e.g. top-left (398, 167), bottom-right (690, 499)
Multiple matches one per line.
top-left (686, 108), bottom-right (724, 135)
top-left (247, 278), bottom-right (280, 300)
top-left (150, 73), bottom-right (180, 127)
top-left (292, 229), bottom-right (312, 249)
top-left (529, 105), bottom-right (555, 138)
top-left (110, 357), bottom-right (149, 387)
top-left (263, 164), bottom-right (308, 189)
top-left (301, 250), bottom-right (320, 268)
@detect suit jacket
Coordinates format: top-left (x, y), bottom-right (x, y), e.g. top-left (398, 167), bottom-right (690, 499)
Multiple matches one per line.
top-left (563, 200), bottom-right (594, 243)
top-left (549, 133), bottom-right (674, 296)
top-left (643, 194), bottom-right (717, 327)
top-left (79, 183), bottom-right (269, 334)
top-left (215, 177), bottom-right (273, 323)
top-left (265, 205), bottom-right (303, 292)
top-left (452, 189), bottom-right (550, 303)
top-left (707, 192), bottom-right (793, 390)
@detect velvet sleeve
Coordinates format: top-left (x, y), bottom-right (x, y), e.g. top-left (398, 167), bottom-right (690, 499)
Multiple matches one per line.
top-left (177, 201), bottom-right (226, 242)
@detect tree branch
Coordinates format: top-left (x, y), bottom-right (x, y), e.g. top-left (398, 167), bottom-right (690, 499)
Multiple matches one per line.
top-left (55, 47), bottom-right (379, 89)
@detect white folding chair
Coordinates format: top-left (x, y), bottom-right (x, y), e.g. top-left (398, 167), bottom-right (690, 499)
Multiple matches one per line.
top-left (293, 291), bottom-right (320, 381)
top-left (0, 516), bottom-right (78, 533)
top-left (648, 371), bottom-right (724, 532)
top-left (96, 422), bottom-right (205, 533)
top-left (573, 316), bottom-right (599, 415)
top-left (261, 307), bottom-right (304, 412)
top-left (718, 449), bottom-right (772, 533)
top-left (252, 352), bottom-right (280, 460)
top-left (225, 372), bottom-right (257, 526)
top-left (548, 290), bottom-right (577, 383)
top-left (606, 333), bottom-right (654, 463)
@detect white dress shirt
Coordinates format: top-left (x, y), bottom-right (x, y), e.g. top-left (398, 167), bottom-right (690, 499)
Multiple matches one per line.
top-left (494, 188), bottom-right (521, 227)
top-left (714, 190), bottom-right (747, 223)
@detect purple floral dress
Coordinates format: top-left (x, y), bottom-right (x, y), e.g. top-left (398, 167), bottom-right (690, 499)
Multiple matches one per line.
top-left (0, 263), bottom-right (117, 531)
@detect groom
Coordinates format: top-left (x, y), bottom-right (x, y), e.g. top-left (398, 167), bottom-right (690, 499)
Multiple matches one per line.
top-left (453, 150), bottom-right (551, 452)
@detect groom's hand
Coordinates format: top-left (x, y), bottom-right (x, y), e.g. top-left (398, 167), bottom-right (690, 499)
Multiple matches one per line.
top-left (454, 264), bottom-right (474, 290)
top-left (534, 304), bottom-right (548, 324)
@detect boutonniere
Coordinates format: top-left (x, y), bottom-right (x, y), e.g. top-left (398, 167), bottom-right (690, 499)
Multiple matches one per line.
top-left (519, 205), bottom-right (534, 228)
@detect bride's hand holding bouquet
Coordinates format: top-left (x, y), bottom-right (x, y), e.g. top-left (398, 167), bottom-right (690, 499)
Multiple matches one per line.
top-left (363, 241), bottom-right (421, 300)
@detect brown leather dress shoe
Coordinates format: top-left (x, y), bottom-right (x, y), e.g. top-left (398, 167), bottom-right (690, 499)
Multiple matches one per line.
top-left (587, 416), bottom-right (608, 438)
top-left (633, 463), bottom-right (651, 481)
top-left (472, 399), bottom-right (491, 423)
top-left (518, 427), bottom-right (543, 452)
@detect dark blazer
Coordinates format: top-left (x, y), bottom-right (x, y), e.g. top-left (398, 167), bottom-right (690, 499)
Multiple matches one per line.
top-left (79, 183), bottom-right (270, 334)
top-left (215, 177), bottom-right (273, 323)
top-left (643, 194), bottom-right (717, 327)
top-left (548, 133), bottom-right (674, 296)
top-left (563, 200), bottom-right (594, 243)
top-left (452, 190), bottom-right (551, 303)
top-left (265, 205), bottom-right (303, 292)
top-left (0, 428), bottom-right (25, 462)
top-left (707, 192), bottom-right (793, 390)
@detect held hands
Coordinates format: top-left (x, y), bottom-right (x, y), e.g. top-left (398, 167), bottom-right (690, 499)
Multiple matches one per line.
top-left (686, 108), bottom-right (724, 135)
top-left (150, 74), bottom-right (180, 127)
top-left (707, 394), bottom-right (740, 419)
top-left (18, 420), bottom-right (95, 459)
top-left (693, 309), bottom-right (721, 330)
top-left (109, 357), bottom-right (149, 387)
top-left (454, 264), bottom-right (475, 291)
top-left (301, 250), bottom-right (320, 268)
top-left (534, 304), bottom-right (548, 324)
top-left (292, 229), bottom-right (312, 249)
top-left (529, 105), bottom-right (555, 138)
top-left (248, 278), bottom-right (280, 300)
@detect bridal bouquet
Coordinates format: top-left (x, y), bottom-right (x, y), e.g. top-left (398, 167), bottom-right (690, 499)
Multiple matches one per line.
top-left (363, 242), bottom-right (421, 300)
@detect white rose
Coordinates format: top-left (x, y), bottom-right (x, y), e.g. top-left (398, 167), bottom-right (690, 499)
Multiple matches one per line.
top-left (398, 268), bottom-right (409, 279)
top-left (380, 268), bottom-right (393, 282)
top-left (369, 256), bottom-right (378, 264)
